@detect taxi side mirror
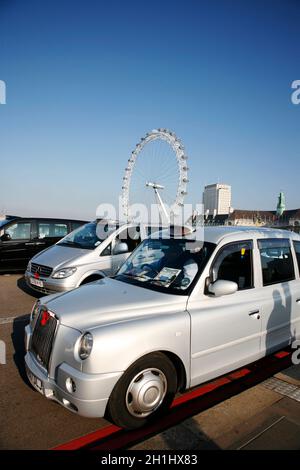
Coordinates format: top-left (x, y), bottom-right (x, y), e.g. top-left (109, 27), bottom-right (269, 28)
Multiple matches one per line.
top-left (208, 279), bottom-right (238, 297)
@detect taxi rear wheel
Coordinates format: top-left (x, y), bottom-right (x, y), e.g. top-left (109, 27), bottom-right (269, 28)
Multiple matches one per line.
top-left (107, 352), bottom-right (177, 429)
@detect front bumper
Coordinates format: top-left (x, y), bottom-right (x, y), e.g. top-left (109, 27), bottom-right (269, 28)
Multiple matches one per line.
top-left (25, 270), bottom-right (76, 294)
top-left (24, 324), bottom-right (123, 418)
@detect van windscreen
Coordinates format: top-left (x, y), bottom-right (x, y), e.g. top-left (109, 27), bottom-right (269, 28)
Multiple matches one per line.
top-left (58, 221), bottom-right (119, 250)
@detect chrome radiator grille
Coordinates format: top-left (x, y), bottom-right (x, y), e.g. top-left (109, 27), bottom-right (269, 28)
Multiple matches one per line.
top-left (31, 263), bottom-right (53, 278)
top-left (31, 310), bottom-right (57, 370)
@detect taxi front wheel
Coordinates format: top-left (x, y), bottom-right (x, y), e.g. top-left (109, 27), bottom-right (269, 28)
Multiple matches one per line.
top-left (107, 352), bottom-right (177, 429)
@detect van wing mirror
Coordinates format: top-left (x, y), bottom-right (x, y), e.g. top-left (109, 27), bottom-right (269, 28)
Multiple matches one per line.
top-left (113, 242), bottom-right (129, 255)
top-left (208, 279), bottom-right (238, 297)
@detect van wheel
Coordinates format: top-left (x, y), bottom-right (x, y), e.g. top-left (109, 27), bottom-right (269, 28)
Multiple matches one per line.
top-left (107, 352), bottom-right (177, 429)
top-left (80, 275), bottom-right (103, 285)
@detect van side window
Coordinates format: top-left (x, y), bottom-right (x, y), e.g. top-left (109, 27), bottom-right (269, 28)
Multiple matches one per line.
top-left (38, 222), bottom-right (68, 239)
top-left (258, 239), bottom-right (295, 286)
top-left (293, 241), bottom-right (300, 273)
top-left (211, 241), bottom-right (253, 290)
top-left (101, 243), bottom-right (112, 256)
top-left (117, 227), bottom-right (141, 253)
top-left (5, 222), bottom-right (31, 240)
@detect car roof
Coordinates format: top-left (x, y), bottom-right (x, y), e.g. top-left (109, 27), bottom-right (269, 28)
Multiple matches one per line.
top-left (3, 217), bottom-right (87, 223)
top-left (198, 225), bottom-right (300, 244)
top-left (157, 225), bottom-right (300, 244)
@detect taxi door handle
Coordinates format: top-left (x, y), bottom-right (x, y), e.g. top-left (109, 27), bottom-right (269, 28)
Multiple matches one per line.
top-left (249, 310), bottom-right (260, 320)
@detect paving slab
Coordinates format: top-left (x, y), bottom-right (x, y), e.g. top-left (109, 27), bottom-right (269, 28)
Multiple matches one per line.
top-left (271, 396), bottom-right (300, 426)
top-left (240, 417), bottom-right (300, 450)
top-left (262, 377), bottom-right (300, 402)
top-left (187, 384), bottom-right (282, 441)
top-left (131, 419), bottom-right (219, 450)
top-left (131, 384), bottom-right (283, 450)
top-left (220, 410), bottom-right (284, 449)
top-left (275, 364), bottom-right (300, 387)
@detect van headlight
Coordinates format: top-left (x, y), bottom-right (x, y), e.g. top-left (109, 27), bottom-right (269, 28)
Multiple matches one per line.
top-left (52, 267), bottom-right (77, 279)
top-left (78, 333), bottom-right (93, 360)
top-left (30, 300), bottom-right (40, 324)
top-left (26, 261), bottom-right (31, 273)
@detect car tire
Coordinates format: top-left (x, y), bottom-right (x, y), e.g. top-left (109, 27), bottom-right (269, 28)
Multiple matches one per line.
top-left (107, 352), bottom-right (177, 429)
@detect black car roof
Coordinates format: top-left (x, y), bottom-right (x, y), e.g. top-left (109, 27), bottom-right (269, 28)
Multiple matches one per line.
top-left (1, 217), bottom-right (88, 223)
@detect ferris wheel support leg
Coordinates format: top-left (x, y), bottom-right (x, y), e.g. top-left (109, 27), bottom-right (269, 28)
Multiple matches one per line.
top-left (154, 188), bottom-right (170, 225)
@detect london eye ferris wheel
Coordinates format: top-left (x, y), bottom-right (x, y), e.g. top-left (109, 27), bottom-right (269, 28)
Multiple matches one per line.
top-left (121, 129), bottom-right (189, 223)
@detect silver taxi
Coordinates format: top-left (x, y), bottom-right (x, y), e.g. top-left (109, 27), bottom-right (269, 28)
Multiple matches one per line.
top-left (24, 226), bottom-right (300, 429)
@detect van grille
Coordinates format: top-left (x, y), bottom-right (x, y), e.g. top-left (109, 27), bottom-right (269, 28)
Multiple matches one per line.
top-left (31, 263), bottom-right (53, 278)
top-left (31, 310), bottom-right (57, 370)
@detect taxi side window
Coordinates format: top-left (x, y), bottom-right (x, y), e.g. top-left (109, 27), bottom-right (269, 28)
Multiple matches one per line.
top-left (258, 239), bottom-right (295, 286)
top-left (293, 241), bottom-right (300, 274)
top-left (211, 241), bottom-right (253, 290)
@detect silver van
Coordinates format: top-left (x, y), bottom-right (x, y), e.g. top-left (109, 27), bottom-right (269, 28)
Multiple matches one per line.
top-left (25, 219), bottom-right (154, 294)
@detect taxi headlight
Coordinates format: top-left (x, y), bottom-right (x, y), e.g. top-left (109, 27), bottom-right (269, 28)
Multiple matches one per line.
top-left (78, 333), bottom-right (93, 360)
top-left (30, 300), bottom-right (40, 324)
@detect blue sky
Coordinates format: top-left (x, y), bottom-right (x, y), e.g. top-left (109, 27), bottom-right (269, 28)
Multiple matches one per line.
top-left (0, 0), bottom-right (299, 220)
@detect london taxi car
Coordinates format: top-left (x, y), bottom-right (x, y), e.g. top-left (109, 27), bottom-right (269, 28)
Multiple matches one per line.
top-left (24, 226), bottom-right (300, 429)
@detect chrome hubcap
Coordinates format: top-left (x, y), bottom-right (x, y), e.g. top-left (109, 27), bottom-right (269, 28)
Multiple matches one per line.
top-left (126, 368), bottom-right (167, 418)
